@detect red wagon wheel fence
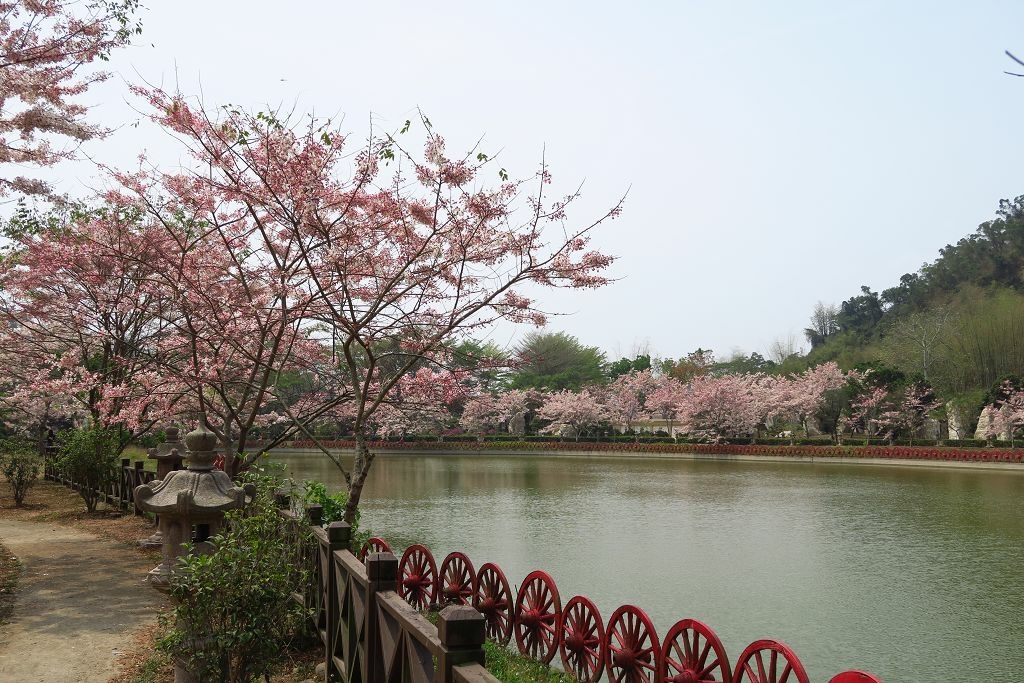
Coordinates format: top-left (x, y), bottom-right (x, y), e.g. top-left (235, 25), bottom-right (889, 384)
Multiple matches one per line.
top-left (358, 536), bottom-right (392, 561)
top-left (514, 570), bottom-right (563, 664)
top-left (439, 551), bottom-right (477, 605)
top-left (475, 562), bottom-right (513, 644)
top-left (397, 543), bottom-right (437, 611)
top-left (383, 541), bottom-right (883, 682)
top-left (560, 595), bottom-right (605, 683)
top-left (605, 604), bottom-right (661, 683)
top-left (661, 618), bottom-right (731, 683)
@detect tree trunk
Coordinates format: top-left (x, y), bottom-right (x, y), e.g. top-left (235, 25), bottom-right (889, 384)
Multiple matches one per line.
top-left (343, 434), bottom-right (374, 524)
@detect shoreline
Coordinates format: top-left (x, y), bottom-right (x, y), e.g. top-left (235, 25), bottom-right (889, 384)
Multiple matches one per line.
top-left (268, 446), bottom-right (1024, 473)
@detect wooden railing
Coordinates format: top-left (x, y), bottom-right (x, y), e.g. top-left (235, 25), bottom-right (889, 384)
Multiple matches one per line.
top-left (282, 504), bottom-right (885, 683)
top-left (41, 448), bottom-right (157, 514)
top-left (278, 504), bottom-right (498, 683)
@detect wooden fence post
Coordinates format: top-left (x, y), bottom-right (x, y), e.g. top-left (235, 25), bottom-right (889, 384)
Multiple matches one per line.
top-left (364, 552), bottom-right (398, 683)
top-left (119, 459), bottom-right (130, 510)
top-left (437, 605), bottom-right (487, 683)
top-left (132, 461), bottom-right (145, 514)
top-left (307, 503), bottom-right (324, 527)
top-left (325, 521), bottom-right (350, 682)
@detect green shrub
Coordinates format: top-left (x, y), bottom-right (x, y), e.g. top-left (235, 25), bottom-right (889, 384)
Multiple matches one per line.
top-left (301, 480), bottom-right (366, 551)
top-left (1, 440), bottom-right (40, 507)
top-left (159, 475), bottom-right (307, 683)
top-left (56, 427), bottom-right (119, 512)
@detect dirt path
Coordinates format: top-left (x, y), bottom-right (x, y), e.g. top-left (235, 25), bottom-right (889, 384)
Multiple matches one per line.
top-left (0, 518), bottom-right (165, 682)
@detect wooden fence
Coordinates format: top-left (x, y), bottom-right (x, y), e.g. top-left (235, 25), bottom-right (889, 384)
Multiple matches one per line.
top-left (41, 448), bottom-right (157, 514)
top-left (278, 499), bottom-right (884, 683)
top-left (278, 502), bottom-right (499, 683)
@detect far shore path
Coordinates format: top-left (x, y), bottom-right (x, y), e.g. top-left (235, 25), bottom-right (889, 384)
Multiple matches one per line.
top-left (0, 517), bottom-right (162, 682)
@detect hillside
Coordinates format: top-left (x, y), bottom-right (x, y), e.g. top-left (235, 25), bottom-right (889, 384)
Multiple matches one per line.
top-left (800, 195), bottom-right (1024, 428)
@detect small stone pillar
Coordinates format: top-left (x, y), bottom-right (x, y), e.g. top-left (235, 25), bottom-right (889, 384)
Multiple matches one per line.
top-left (134, 423), bottom-right (254, 589)
top-left (138, 427), bottom-right (187, 548)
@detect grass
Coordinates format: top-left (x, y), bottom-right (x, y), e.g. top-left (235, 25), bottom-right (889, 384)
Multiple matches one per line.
top-left (424, 608), bottom-right (573, 683)
top-left (484, 641), bottom-right (575, 683)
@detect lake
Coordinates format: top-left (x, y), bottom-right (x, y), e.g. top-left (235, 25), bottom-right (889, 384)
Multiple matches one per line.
top-left (273, 451), bottom-right (1024, 682)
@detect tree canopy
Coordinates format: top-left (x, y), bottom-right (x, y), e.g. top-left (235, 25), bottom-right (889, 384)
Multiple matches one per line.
top-left (507, 331), bottom-right (607, 391)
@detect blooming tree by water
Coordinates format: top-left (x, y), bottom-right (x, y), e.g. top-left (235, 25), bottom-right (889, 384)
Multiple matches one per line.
top-left (0, 0), bottom-right (141, 197)
top-left (537, 388), bottom-right (608, 440)
top-left (122, 91), bottom-right (620, 519)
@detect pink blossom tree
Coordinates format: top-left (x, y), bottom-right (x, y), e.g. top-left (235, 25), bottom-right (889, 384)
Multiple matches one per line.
top-left (646, 375), bottom-right (686, 436)
top-left (604, 369), bottom-right (657, 436)
top-left (676, 374), bottom-right (761, 441)
top-left (537, 388), bottom-right (608, 440)
top-left (128, 91), bottom-right (619, 521)
top-left (0, 0), bottom-right (141, 197)
top-left (460, 388), bottom-right (541, 435)
top-left (897, 382), bottom-right (940, 445)
top-left (777, 362), bottom-right (847, 438)
top-left (459, 393), bottom-right (501, 435)
top-left (849, 386), bottom-right (890, 444)
top-left (0, 207), bottom-right (178, 448)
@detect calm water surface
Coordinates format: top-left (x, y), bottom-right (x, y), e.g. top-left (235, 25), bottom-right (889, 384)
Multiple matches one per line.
top-left (274, 452), bottom-right (1024, 682)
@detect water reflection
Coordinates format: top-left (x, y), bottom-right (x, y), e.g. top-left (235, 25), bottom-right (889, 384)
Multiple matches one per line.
top-left (274, 451), bottom-right (1024, 682)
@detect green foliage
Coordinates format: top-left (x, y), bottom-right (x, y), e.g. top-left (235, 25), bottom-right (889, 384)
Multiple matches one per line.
top-left (449, 339), bottom-right (510, 392)
top-left (947, 390), bottom-right (987, 437)
top-left (301, 480), bottom-right (366, 551)
top-left (711, 351), bottom-right (777, 376)
top-left (508, 331), bottom-right (606, 391)
top-left (808, 196), bottom-right (1024, 410)
top-left (1, 438), bottom-right (39, 507)
top-left (837, 286), bottom-right (884, 337)
top-left (137, 430), bottom-right (165, 449)
top-left (853, 361), bottom-right (907, 390)
top-left (607, 354), bottom-right (651, 380)
top-left (158, 476), bottom-right (306, 683)
top-left (56, 427), bottom-right (119, 512)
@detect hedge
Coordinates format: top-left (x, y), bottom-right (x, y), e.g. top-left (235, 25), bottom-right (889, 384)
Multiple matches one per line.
top-left (267, 439), bottom-right (1024, 463)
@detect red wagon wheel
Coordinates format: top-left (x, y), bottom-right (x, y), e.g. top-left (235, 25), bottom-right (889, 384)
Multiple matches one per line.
top-left (438, 551), bottom-right (476, 605)
top-left (358, 536), bottom-right (392, 561)
top-left (514, 570), bottom-right (562, 664)
top-left (398, 544), bottom-right (437, 611)
top-left (605, 605), bottom-right (660, 683)
top-left (661, 619), bottom-right (731, 683)
top-left (732, 640), bottom-right (809, 683)
top-left (474, 562), bottom-right (513, 644)
top-left (828, 672), bottom-right (882, 683)
top-left (560, 596), bottom-right (605, 683)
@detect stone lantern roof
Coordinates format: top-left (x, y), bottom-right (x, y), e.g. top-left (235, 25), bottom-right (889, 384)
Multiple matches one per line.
top-left (147, 426), bottom-right (184, 469)
top-left (135, 423), bottom-right (253, 517)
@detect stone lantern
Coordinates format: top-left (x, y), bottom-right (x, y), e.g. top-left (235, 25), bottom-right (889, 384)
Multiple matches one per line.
top-left (134, 422), bottom-right (254, 589)
top-left (138, 426), bottom-right (186, 548)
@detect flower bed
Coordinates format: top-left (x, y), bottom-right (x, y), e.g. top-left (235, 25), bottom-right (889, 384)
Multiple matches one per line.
top-left (270, 439), bottom-right (1024, 463)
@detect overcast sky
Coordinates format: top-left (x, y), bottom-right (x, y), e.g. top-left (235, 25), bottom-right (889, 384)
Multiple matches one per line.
top-left (40, 0), bottom-right (1024, 362)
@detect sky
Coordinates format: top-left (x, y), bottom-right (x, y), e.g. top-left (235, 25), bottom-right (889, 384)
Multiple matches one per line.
top-left (29, 0), bottom-right (1024, 363)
